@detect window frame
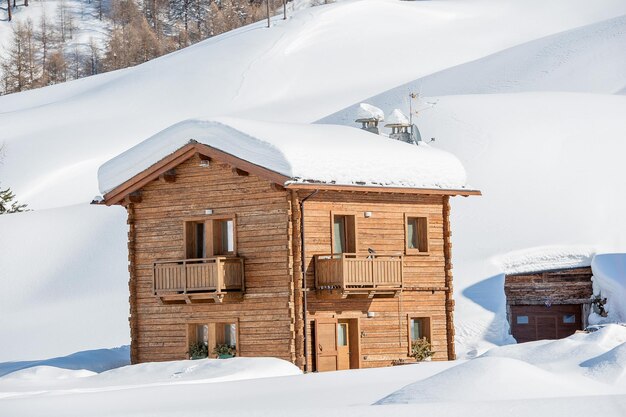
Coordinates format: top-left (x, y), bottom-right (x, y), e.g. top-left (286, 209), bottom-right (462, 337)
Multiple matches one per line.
top-left (407, 315), bottom-right (432, 355)
top-left (183, 215), bottom-right (237, 258)
top-left (330, 211), bottom-right (358, 255)
top-left (186, 318), bottom-right (240, 358)
top-left (404, 213), bottom-right (429, 255)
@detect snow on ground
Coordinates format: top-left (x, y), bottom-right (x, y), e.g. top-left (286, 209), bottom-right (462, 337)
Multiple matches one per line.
top-left (2, 0), bottom-right (626, 365)
top-left (0, 204), bottom-right (128, 361)
top-left (1, 327), bottom-right (626, 416)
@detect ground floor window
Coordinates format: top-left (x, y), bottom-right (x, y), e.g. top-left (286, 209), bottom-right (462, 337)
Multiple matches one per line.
top-left (188, 321), bottom-right (238, 359)
top-left (407, 316), bottom-right (433, 360)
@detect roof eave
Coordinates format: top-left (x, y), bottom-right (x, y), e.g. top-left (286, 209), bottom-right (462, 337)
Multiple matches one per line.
top-left (285, 182), bottom-right (481, 197)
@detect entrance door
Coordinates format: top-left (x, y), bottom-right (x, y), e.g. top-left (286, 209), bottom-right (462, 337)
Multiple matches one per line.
top-left (337, 322), bottom-right (350, 370)
top-left (315, 318), bottom-right (339, 372)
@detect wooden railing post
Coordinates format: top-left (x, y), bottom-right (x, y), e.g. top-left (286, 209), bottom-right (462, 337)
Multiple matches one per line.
top-left (153, 264), bottom-right (157, 295)
top-left (217, 257), bottom-right (225, 292)
top-left (341, 253), bottom-right (347, 290)
top-left (240, 258), bottom-right (245, 292)
top-left (183, 260), bottom-right (187, 294)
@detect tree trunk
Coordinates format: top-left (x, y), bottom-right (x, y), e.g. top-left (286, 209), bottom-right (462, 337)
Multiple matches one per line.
top-left (7, 0), bottom-right (11, 21)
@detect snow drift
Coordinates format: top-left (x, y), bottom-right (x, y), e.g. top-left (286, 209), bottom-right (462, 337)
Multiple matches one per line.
top-left (590, 254), bottom-right (626, 324)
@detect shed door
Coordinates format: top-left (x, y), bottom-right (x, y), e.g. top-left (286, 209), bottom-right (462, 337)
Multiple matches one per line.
top-left (315, 318), bottom-right (339, 372)
top-left (511, 304), bottom-right (582, 343)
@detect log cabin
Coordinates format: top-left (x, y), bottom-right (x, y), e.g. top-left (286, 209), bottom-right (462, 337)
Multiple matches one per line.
top-left (96, 117), bottom-right (480, 371)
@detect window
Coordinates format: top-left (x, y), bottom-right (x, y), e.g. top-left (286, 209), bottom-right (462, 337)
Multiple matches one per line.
top-left (188, 321), bottom-right (238, 359)
top-left (332, 214), bottom-right (356, 254)
top-left (408, 316), bottom-right (431, 351)
top-left (337, 323), bottom-right (348, 346)
top-left (185, 217), bottom-right (236, 258)
top-left (516, 315), bottom-right (529, 324)
top-left (405, 215), bottom-right (428, 254)
top-left (213, 219), bottom-right (235, 255)
top-left (563, 314), bottom-right (576, 324)
top-left (185, 221), bottom-right (207, 258)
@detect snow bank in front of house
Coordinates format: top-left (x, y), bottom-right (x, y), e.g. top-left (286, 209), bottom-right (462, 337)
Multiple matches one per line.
top-left (493, 245), bottom-right (596, 275)
top-left (0, 356), bottom-right (302, 396)
top-left (378, 325), bottom-right (626, 404)
top-left (93, 357), bottom-right (302, 386)
top-left (590, 254), bottom-right (626, 324)
top-left (97, 117), bottom-right (469, 195)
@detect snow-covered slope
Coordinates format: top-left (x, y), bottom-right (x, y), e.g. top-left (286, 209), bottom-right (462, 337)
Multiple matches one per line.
top-left (2, 0), bottom-right (626, 361)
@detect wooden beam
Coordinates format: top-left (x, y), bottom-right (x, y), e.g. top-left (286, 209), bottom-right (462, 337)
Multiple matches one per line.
top-left (163, 169), bottom-right (176, 182)
top-left (285, 183), bottom-right (481, 197)
top-left (104, 145), bottom-right (198, 205)
top-left (126, 191), bottom-right (142, 204)
top-left (232, 168), bottom-right (249, 177)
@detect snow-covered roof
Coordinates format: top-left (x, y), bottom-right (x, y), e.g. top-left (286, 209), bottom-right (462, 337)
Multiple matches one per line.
top-left (97, 118), bottom-right (472, 195)
top-left (356, 103), bottom-right (384, 121)
top-left (385, 109), bottom-right (410, 126)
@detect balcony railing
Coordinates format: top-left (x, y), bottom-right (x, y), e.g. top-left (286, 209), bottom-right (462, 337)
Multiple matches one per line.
top-left (153, 257), bottom-right (244, 298)
top-left (314, 253), bottom-right (403, 294)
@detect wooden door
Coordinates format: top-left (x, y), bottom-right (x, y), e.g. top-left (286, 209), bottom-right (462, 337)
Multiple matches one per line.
top-left (315, 318), bottom-right (339, 372)
top-left (511, 305), bottom-right (582, 343)
top-left (536, 316), bottom-right (558, 340)
top-left (337, 322), bottom-right (350, 370)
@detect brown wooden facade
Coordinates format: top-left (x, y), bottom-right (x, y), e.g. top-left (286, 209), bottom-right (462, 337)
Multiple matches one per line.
top-left (102, 143), bottom-right (478, 371)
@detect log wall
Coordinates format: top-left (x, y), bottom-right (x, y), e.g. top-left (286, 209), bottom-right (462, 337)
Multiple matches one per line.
top-left (126, 155), bottom-right (456, 368)
top-left (129, 155), bottom-right (295, 363)
top-left (298, 191), bottom-right (453, 369)
top-left (504, 267), bottom-right (593, 306)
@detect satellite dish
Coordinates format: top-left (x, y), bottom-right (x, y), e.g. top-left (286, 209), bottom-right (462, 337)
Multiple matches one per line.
top-left (411, 124), bottom-right (422, 143)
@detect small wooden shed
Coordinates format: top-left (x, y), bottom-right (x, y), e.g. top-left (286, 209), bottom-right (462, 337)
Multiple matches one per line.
top-left (504, 267), bottom-right (593, 343)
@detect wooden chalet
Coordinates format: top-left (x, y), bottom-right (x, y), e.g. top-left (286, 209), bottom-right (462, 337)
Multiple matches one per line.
top-left (97, 118), bottom-right (480, 371)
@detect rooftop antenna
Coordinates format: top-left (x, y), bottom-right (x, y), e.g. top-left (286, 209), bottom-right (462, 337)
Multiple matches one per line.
top-left (409, 91), bottom-right (439, 144)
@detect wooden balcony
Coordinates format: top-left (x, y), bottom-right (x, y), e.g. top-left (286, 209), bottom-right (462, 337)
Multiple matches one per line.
top-left (153, 257), bottom-right (244, 304)
top-left (314, 253), bottom-right (403, 298)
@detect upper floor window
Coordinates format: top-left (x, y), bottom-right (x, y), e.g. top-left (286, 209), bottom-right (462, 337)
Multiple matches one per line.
top-left (185, 217), bottom-right (236, 258)
top-left (405, 214), bottom-right (428, 254)
top-left (332, 214), bottom-right (356, 254)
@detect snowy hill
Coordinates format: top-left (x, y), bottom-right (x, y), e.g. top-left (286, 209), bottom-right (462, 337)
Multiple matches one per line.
top-left (1, 0), bottom-right (626, 361)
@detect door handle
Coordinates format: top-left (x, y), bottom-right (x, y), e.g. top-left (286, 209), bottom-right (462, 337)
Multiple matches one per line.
top-left (319, 344), bottom-right (323, 352)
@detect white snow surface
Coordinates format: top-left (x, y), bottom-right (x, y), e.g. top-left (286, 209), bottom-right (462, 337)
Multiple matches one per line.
top-left (494, 245), bottom-right (595, 275)
top-left (2, 327), bottom-right (626, 416)
top-left (356, 103), bottom-right (384, 121)
top-left (97, 117), bottom-right (470, 195)
top-left (385, 108), bottom-right (409, 126)
top-left (590, 254), bottom-right (626, 324)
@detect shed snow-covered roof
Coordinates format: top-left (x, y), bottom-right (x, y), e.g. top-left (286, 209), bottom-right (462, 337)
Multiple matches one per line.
top-left (97, 118), bottom-right (473, 196)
